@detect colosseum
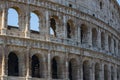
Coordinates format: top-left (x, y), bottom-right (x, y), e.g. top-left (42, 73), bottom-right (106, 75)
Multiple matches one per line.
top-left (0, 0), bottom-right (120, 80)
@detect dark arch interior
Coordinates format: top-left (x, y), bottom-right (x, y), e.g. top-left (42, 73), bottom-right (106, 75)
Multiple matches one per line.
top-left (8, 52), bottom-right (19, 76)
top-left (69, 60), bottom-right (72, 80)
top-left (83, 61), bottom-right (90, 80)
top-left (80, 25), bottom-right (88, 44)
top-left (50, 18), bottom-right (56, 37)
top-left (95, 63), bottom-right (100, 80)
top-left (67, 22), bottom-right (71, 38)
top-left (32, 55), bottom-right (40, 78)
top-left (51, 57), bottom-right (58, 79)
top-left (104, 65), bottom-right (108, 80)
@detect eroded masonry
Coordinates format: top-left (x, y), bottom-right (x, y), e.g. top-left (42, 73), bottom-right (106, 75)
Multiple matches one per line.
top-left (0, 0), bottom-right (120, 80)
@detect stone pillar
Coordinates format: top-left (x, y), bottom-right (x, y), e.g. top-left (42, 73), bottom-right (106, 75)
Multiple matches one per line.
top-left (99, 63), bottom-right (103, 80)
top-left (1, 44), bottom-right (7, 80)
top-left (100, 63), bottom-right (104, 80)
top-left (77, 24), bottom-right (81, 43)
top-left (108, 64), bottom-right (111, 80)
top-left (45, 10), bottom-right (50, 41)
top-left (80, 62), bottom-right (83, 80)
top-left (105, 32), bottom-right (109, 53)
top-left (47, 50), bottom-right (51, 79)
top-left (90, 62), bottom-right (95, 80)
top-left (114, 65), bottom-right (117, 80)
top-left (88, 27), bottom-right (92, 48)
top-left (26, 47), bottom-right (31, 80)
top-left (98, 28), bottom-right (101, 50)
top-left (63, 15), bottom-right (67, 38)
top-left (24, 6), bottom-right (30, 38)
top-left (77, 58), bottom-right (82, 80)
top-left (1, 5), bottom-right (7, 35)
top-left (65, 53), bottom-right (69, 80)
top-left (111, 38), bottom-right (114, 55)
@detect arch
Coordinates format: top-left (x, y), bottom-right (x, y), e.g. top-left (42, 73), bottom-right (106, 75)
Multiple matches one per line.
top-left (31, 55), bottom-right (40, 78)
top-left (80, 24), bottom-right (88, 44)
top-left (8, 52), bottom-right (19, 76)
top-left (95, 63), bottom-right (100, 80)
top-left (30, 12), bottom-right (40, 32)
top-left (100, 1), bottom-right (103, 9)
top-left (51, 56), bottom-right (62, 79)
top-left (92, 28), bottom-right (97, 47)
top-left (104, 65), bottom-right (108, 80)
top-left (101, 32), bottom-right (105, 50)
top-left (66, 20), bottom-right (74, 39)
top-left (7, 8), bottom-right (19, 27)
top-left (83, 60), bottom-right (90, 80)
top-left (68, 58), bottom-right (78, 80)
top-left (113, 39), bottom-right (116, 54)
top-left (50, 18), bottom-right (56, 37)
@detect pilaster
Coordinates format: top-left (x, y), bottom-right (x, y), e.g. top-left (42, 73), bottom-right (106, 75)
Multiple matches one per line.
top-left (1, 3), bottom-right (7, 35)
top-left (24, 5), bottom-right (30, 38)
top-left (47, 50), bottom-right (51, 79)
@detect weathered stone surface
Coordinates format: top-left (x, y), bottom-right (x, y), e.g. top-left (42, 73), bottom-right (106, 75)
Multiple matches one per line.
top-left (0, 0), bottom-right (119, 80)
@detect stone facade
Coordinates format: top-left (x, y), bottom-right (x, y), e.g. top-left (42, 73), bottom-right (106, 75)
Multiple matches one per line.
top-left (0, 0), bottom-right (120, 80)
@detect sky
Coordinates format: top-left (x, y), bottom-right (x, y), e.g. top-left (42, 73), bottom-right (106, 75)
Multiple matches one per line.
top-left (117, 0), bottom-right (120, 4)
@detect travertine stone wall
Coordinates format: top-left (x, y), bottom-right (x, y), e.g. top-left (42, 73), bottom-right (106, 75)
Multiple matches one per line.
top-left (0, 0), bottom-right (119, 80)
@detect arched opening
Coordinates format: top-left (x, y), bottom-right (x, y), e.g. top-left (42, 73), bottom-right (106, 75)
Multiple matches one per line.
top-left (7, 8), bottom-right (19, 28)
top-left (30, 12), bottom-right (40, 33)
top-left (31, 55), bottom-right (40, 78)
top-left (8, 52), bottom-right (19, 76)
top-left (67, 22), bottom-right (71, 38)
top-left (101, 32), bottom-right (105, 50)
top-left (95, 63), bottom-right (100, 80)
top-left (51, 57), bottom-right (58, 79)
top-left (50, 18), bottom-right (56, 37)
top-left (92, 28), bottom-right (97, 47)
top-left (100, 2), bottom-right (103, 9)
top-left (113, 39), bottom-right (116, 54)
top-left (104, 65), bottom-right (108, 80)
top-left (83, 61), bottom-right (90, 80)
top-left (68, 59), bottom-right (78, 80)
top-left (66, 20), bottom-right (74, 39)
top-left (108, 36), bottom-right (112, 53)
top-left (111, 66), bottom-right (114, 80)
top-left (81, 24), bottom-right (88, 44)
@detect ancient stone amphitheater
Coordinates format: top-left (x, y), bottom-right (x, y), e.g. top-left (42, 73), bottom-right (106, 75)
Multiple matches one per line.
top-left (0, 0), bottom-right (120, 80)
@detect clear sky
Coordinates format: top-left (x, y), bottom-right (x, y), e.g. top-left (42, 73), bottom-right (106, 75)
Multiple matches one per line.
top-left (117, 0), bottom-right (120, 4)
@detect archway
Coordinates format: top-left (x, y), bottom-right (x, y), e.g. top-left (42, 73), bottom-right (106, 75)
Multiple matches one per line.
top-left (68, 59), bottom-right (78, 80)
top-left (80, 24), bottom-right (88, 44)
top-left (31, 55), bottom-right (40, 78)
top-left (30, 12), bottom-right (40, 32)
top-left (83, 60), bottom-right (90, 80)
top-left (7, 8), bottom-right (19, 27)
top-left (95, 63), bottom-right (100, 80)
top-left (104, 65), bottom-right (108, 80)
top-left (50, 18), bottom-right (56, 37)
top-left (51, 57), bottom-right (58, 79)
top-left (8, 52), bottom-right (19, 76)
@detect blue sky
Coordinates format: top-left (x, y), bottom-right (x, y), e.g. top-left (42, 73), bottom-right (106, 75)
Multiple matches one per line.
top-left (117, 0), bottom-right (120, 4)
